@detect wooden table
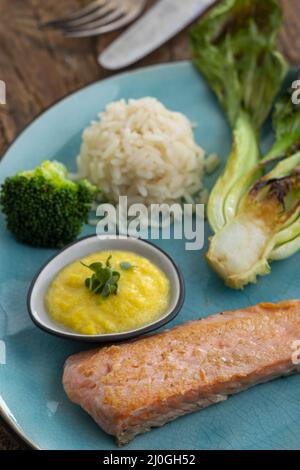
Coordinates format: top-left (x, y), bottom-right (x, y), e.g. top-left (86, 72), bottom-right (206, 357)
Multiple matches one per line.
top-left (0, 0), bottom-right (299, 451)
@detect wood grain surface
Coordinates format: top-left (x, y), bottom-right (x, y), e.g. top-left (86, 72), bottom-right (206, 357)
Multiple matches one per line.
top-left (0, 0), bottom-right (299, 451)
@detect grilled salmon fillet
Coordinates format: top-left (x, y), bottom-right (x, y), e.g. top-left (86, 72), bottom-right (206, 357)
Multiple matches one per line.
top-left (63, 300), bottom-right (300, 445)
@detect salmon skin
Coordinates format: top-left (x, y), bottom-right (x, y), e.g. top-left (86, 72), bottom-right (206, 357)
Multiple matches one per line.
top-left (63, 300), bottom-right (300, 445)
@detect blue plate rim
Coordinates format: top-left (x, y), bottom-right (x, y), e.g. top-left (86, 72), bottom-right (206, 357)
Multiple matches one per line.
top-left (0, 60), bottom-right (191, 450)
top-left (0, 60), bottom-right (191, 166)
top-left (0, 409), bottom-right (39, 450)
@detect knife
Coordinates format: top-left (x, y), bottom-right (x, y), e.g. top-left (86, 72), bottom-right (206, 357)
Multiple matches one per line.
top-left (99, 0), bottom-right (215, 70)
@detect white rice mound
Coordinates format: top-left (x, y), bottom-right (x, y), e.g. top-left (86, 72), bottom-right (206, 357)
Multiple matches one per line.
top-left (77, 97), bottom-right (206, 205)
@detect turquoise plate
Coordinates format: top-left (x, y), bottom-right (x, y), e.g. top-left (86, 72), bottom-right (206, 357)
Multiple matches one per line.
top-left (1, 62), bottom-right (299, 450)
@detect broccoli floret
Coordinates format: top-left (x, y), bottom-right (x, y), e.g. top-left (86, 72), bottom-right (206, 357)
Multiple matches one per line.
top-left (0, 161), bottom-right (96, 248)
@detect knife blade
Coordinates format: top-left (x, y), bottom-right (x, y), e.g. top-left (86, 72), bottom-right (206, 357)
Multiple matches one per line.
top-left (99, 0), bottom-right (215, 70)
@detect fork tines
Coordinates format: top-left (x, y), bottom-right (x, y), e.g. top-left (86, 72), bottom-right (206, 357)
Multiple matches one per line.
top-left (41, 0), bottom-right (146, 38)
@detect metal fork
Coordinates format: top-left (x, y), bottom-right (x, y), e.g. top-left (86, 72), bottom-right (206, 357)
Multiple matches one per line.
top-left (42, 0), bottom-right (148, 38)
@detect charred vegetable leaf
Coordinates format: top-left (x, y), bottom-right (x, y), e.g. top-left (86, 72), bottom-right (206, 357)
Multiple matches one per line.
top-left (190, 0), bottom-right (286, 128)
top-left (207, 152), bottom-right (300, 289)
top-left (206, 82), bottom-right (300, 288)
top-left (190, 0), bottom-right (300, 288)
top-left (190, 0), bottom-right (287, 232)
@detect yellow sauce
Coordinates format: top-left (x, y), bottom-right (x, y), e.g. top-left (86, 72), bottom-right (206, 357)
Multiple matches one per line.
top-left (45, 251), bottom-right (170, 335)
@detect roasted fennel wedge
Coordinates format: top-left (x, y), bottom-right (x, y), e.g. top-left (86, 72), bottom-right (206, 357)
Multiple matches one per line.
top-left (207, 153), bottom-right (300, 288)
top-left (207, 88), bottom-right (300, 289)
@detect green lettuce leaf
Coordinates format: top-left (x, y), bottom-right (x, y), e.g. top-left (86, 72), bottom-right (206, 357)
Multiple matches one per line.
top-left (190, 0), bottom-right (287, 233)
top-left (190, 0), bottom-right (287, 129)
